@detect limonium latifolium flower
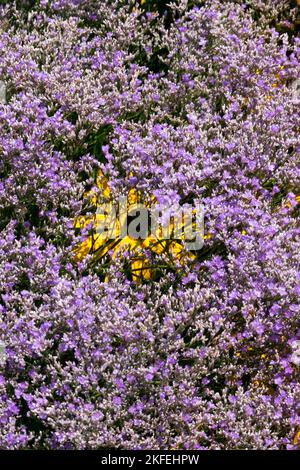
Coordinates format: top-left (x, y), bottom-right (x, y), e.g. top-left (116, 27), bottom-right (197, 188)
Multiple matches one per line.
top-left (0, 0), bottom-right (299, 450)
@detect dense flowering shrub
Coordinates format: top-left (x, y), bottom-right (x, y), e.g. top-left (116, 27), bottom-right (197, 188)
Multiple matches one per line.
top-left (0, 0), bottom-right (299, 449)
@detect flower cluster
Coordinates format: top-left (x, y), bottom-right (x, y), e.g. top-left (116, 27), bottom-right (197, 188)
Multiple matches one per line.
top-left (0, 0), bottom-right (299, 449)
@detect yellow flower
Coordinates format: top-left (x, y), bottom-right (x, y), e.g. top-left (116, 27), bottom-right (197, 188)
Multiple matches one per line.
top-left (293, 429), bottom-right (300, 446)
top-left (74, 170), bottom-right (196, 282)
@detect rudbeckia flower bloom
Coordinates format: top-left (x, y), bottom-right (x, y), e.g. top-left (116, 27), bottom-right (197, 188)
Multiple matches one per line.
top-left (74, 170), bottom-right (197, 282)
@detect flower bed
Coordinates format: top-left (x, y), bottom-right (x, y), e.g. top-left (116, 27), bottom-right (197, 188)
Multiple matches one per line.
top-left (0, 0), bottom-right (299, 449)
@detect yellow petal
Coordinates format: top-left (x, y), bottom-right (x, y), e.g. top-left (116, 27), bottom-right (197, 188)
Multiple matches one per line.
top-left (128, 187), bottom-right (139, 205)
top-left (293, 430), bottom-right (300, 445)
top-left (73, 238), bottom-right (92, 261)
top-left (96, 169), bottom-right (110, 199)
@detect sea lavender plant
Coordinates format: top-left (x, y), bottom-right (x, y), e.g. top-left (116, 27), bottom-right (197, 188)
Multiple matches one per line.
top-left (0, 0), bottom-right (299, 450)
